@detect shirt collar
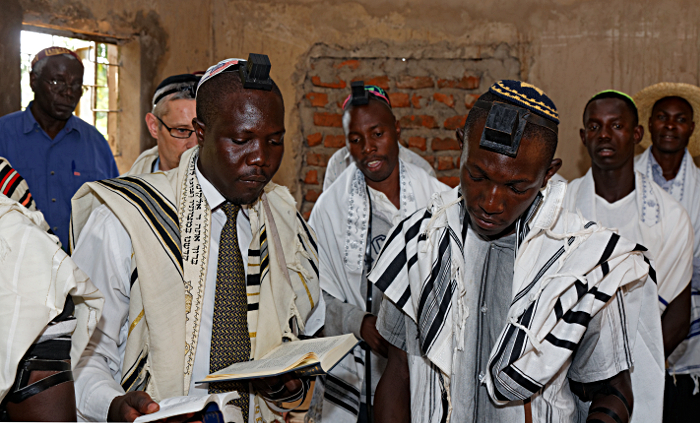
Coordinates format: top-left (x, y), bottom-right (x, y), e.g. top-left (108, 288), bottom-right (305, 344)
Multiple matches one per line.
top-left (22, 102), bottom-right (80, 135)
top-left (195, 163), bottom-right (226, 211)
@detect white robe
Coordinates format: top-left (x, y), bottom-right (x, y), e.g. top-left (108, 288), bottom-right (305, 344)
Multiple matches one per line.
top-left (636, 148), bottom-right (700, 380)
top-left (0, 195), bottom-right (103, 401)
top-left (564, 170), bottom-right (691, 423)
top-left (307, 160), bottom-right (447, 422)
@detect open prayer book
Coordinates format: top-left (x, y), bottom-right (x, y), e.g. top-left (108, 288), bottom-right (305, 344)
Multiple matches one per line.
top-left (201, 334), bottom-right (359, 383)
top-left (133, 392), bottom-right (243, 423)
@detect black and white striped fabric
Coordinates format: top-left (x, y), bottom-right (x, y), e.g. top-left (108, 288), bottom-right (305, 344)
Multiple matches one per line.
top-left (369, 181), bottom-right (652, 422)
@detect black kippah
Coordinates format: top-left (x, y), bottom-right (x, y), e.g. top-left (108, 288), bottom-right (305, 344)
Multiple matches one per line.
top-left (152, 74), bottom-right (201, 106)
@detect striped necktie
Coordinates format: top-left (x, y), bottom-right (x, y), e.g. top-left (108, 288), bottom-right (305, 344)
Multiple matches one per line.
top-left (209, 203), bottom-right (250, 418)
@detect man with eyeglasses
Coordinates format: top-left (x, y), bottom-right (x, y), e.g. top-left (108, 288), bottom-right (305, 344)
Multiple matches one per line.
top-left (0, 46), bottom-right (119, 248)
top-left (127, 74), bottom-right (201, 175)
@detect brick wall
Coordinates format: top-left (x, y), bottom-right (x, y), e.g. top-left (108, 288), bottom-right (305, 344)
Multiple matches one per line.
top-left (299, 56), bottom-right (520, 218)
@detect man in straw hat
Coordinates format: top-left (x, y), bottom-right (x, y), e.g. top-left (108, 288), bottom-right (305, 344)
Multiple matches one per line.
top-left (126, 73), bottom-right (202, 175)
top-left (0, 47), bottom-right (119, 249)
top-left (372, 80), bottom-right (654, 423)
top-left (307, 82), bottom-right (447, 422)
top-left (634, 82), bottom-right (700, 421)
top-left (70, 55), bottom-right (323, 422)
top-left (564, 89), bottom-right (693, 423)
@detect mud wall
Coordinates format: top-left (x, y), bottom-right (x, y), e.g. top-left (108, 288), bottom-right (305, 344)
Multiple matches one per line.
top-left (3, 0), bottom-right (700, 200)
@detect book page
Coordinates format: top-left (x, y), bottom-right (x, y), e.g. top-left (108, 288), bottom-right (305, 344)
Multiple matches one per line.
top-left (202, 335), bottom-right (358, 382)
top-left (133, 392), bottom-right (239, 423)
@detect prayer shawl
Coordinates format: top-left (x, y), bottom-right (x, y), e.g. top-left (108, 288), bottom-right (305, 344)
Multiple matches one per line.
top-left (0, 194), bottom-right (103, 400)
top-left (125, 146), bottom-right (160, 176)
top-left (636, 148), bottom-right (700, 381)
top-left (369, 181), bottom-right (652, 422)
top-left (70, 147), bottom-right (320, 422)
top-left (307, 160), bottom-right (447, 422)
top-left (0, 157), bottom-right (37, 212)
top-left (564, 170), bottom-right (680, 423)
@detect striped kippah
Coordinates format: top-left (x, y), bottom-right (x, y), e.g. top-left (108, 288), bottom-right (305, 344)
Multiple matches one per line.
top-left (488, 80), bottom-right (559, 124)
top-left (342, 85), bottom-right (392, 110)
top-left (196, 58), bottom-right (245, 97)
top-left (590, 89), bottom-right (636, 106)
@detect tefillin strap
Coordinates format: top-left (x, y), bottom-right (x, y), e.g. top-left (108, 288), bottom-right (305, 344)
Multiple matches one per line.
top-left (473, 99), bottom-right (558, 157)
top-left (239, 53), bottom-right (273, 91)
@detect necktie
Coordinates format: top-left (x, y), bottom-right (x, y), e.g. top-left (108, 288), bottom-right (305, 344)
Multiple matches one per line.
top-left (209, 203), bottom-right (251, 418)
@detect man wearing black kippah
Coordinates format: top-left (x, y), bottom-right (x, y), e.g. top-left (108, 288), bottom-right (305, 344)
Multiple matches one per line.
top-left (371, 80), bottom-right (654, 422)
top-left (127, 73), bottom-right (202, 175)
top-left (564, 90), bottom-right (692, 423)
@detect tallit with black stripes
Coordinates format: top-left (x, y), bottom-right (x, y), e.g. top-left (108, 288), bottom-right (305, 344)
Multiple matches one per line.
top-left (368, 180), bottom-right (652, 422)
top-left (70, 147), bottom-right (320, 422)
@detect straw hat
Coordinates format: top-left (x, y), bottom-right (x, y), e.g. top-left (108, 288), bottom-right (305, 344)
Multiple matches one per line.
top-left (633, 82), bottom-right (700, 156)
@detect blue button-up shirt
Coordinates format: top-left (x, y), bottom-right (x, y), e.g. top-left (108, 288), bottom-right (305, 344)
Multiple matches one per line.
top-left (0, 104), bottom-right (119, 247)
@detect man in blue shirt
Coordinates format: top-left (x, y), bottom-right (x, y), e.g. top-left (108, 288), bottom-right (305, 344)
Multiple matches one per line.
top-left (0, 47), bottom-right (118, 247)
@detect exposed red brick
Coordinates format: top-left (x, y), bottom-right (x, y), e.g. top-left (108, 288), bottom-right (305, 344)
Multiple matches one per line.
top-left (437, 156), bottom-right (455, 170)
top-left (433, 93), bottom-right (455, 108)
top-left (314, 112), bottom-right (343, 127)
top-left (305, 92), bottom-right (328, 107)
top-left (395, 76), bottom-right (434, 89)
top-left (335, 59), bottom-right (360, 70)
top-left (305, 189), bottom-right (321, 202)
top-left (304, 170), bottom-right (319, 185)
top-left (303, 210), bottom-right (312, 220)
top-left (399, 115), bottom-right (438, 129)
top-left (437, 75), bottom-right (481, 90)
top-left (408, 136), bottom-right (427, 151)
top-left (324, 134), bottom-right (346, 148)
top-left (439, 176), bottom-right (460, 188)
top-left (432, 137), bottom-right (461, 151)
top-left (352, 76), bottom-right (390, 90)
top-left (423, 155), bottom-right (435, 166)
top-left (444, 115), bottom-right (468, 130)
top-left (311, 76), bottom-right (346, 89)
top-left (307, 152), bottom-right (329, 167)
top-left (456, 156), bottom-right (461, 168)
top-left (307, 132), bottom-right (323, 147)
top-left (465, 94), bottom-right (479, 109)
top-left (389, 92), bottom-right (410, 108)
top-left (411, 94), bottom-right (422, 109)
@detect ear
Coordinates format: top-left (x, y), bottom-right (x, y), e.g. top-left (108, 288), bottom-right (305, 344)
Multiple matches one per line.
top-left (579, 128), bottom-right (587, 147)
top-left (690, 121), bottom-right (696, 138)
top-left (193, 118), bottom-right (206, 148)
top-left (542, 158), bottom-right (563, 188)
top-left (395, 119), bottom-right (401, 139)
top-left (633, 124), bottom-right (644, 145)
top-left (145, 113), bottom-right (161, 140)
top-left (29, 71), bottom-right (38, 93)
top-left (456, 127), bottom-right (465, 150)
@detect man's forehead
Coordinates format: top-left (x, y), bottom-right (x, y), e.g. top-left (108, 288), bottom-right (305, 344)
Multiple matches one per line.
top-left (585, 98), bottom-right (630, 120)
top-left (654, 97), bottom-right (692, 114)
top-left (348, 102), bottom-right (394, 127)
top-left (467, 136), bottom-right (541, 180)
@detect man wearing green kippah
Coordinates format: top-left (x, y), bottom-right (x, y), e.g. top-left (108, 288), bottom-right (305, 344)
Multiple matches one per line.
top-left (564, 90), bottom-right (692, 423)
top-left (370, 81), bottom-right (654, 423)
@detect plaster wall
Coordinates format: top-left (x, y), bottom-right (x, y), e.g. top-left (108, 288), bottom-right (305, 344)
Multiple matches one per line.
top-left (8, 0), bottom-right (700, 200)
top-left (210, 0), bottom-right (700, 202)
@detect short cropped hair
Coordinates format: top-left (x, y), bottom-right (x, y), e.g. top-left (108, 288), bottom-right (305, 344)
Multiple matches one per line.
top-left (196, 71), bottom-right (283, 126)
top-left (32, 54), bottom-right (81, 78)
top-left (652, 96), bottom-right (694, 118)
top-left (584, 91), bottom-right (639, 127)
top-left (463, 92), bottom-right (558, 162)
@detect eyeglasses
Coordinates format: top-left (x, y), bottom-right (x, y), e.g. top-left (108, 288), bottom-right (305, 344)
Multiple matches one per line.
top-left (44, 78), bottom-right (88, 94)
top-left (155, 115), bottom-right (195, 139)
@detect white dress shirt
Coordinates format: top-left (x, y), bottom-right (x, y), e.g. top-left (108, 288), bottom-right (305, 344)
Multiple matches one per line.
top-left (72, 165), bottom-right (253, 420)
